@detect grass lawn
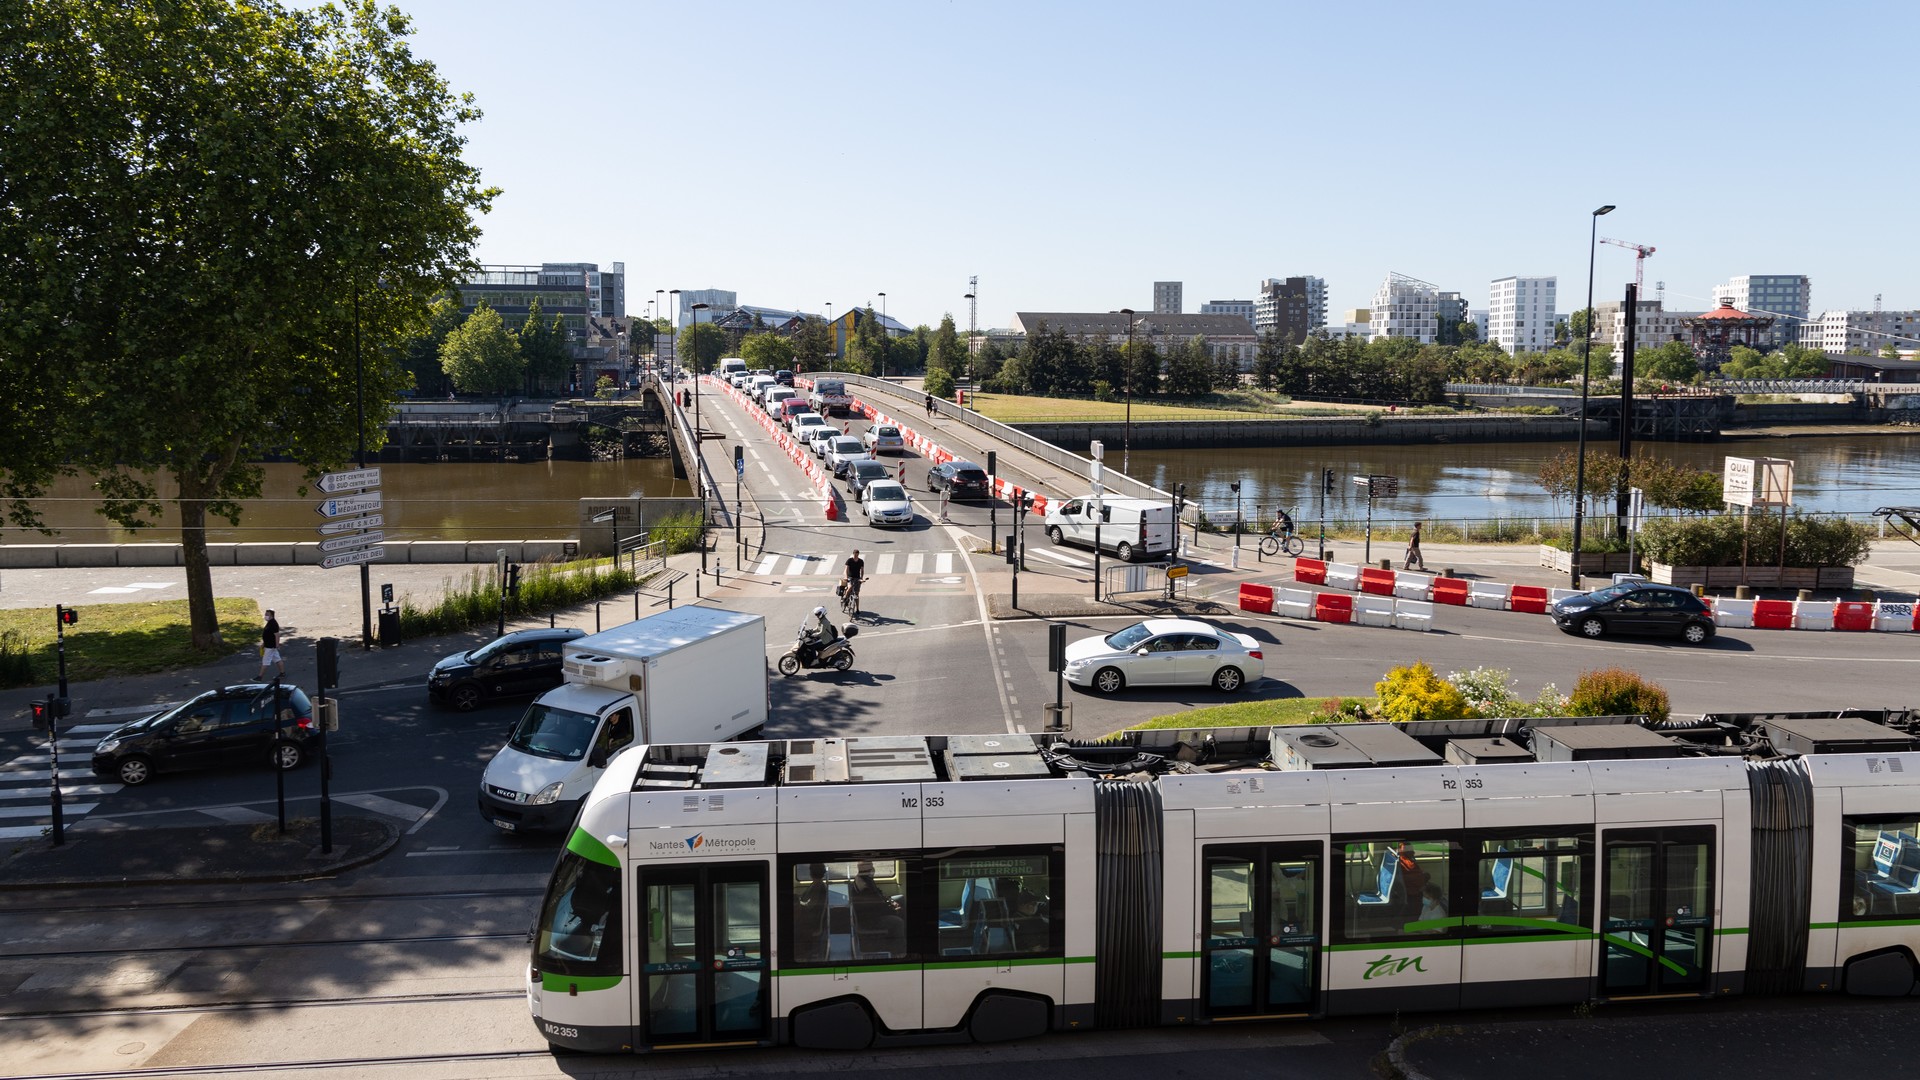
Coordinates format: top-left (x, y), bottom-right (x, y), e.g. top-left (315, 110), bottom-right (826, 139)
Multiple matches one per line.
top-left (1133, 696), bottom-right (1377, 729)
top-left (0, 599), bottom-right (259, 688)
top-left (966, 393), bottom-right (1385, 423)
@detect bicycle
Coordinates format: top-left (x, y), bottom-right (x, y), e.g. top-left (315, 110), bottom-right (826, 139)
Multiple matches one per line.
top-left (840, 577), bottom-right (865, 615)
top-left (1259, 528), bottom-right (1305, 558)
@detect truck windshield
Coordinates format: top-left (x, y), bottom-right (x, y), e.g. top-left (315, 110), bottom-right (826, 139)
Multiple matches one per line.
top-left (508, 703), bottom-right (599, 761)
top-left (534, 851), bottom-right (622, 976)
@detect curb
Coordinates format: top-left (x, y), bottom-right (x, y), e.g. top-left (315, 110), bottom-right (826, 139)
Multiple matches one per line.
top-left (0, 816), bottom-right (402, 892)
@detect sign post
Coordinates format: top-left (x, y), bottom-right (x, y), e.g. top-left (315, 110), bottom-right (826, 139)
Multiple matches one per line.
top-left (315, 467), bottom-right (384, 649)
top-left (1353, 474), bottom-right (1399, 565)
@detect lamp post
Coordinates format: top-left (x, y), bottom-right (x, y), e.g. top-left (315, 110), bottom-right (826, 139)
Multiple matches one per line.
top-left (1569, 204), bottom-right (1615, 590)
top-left (877, 291), bottom-right (887, 378)
top-left (656, 290), bottom-right (665, 372)
top-left (1119, 308), bottom-right (1136, 475)
top-left (963, 290), bottom-right (976, 384)
top-left (691, 302), bottom-right (710, 474)
top-left (668, 288), bottom-right (680, 376)
top-left (690, 302), bottom-right (710, 589)
top-left (825, 302), bottom-right (834, 364)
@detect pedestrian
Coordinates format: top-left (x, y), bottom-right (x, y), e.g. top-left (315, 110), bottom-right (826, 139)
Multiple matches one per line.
top-left (1404, 522), bottom-right (1425, 571)
top-left (938, 485), bottom-right (951, 523)
top-left (924, 393), bottom-right (934, 418)
top-left (257, 609), bottom-right (284, 680)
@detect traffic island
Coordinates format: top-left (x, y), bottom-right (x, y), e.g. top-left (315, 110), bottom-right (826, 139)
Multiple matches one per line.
top-left (0, 815), bottom-right (399, 890)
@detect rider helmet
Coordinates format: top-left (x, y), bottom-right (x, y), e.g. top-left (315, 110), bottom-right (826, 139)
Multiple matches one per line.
top-left (813, 606), bottom-right (826, 617)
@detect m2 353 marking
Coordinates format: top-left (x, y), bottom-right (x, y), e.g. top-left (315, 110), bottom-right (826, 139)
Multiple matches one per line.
top-left (1363, 955), bottom-right (1428, 981)
top-left (1439, 778), bottom-right (1485, 790)
top-left (901, 796), bottom-right (945, 808)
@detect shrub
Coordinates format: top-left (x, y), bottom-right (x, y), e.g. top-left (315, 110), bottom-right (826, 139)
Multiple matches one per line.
top-left (1638, 511), bottom-right (1872, 567)
top-left (1446, 666), bottom-right (1566, 718)
top-left (0, 630), bottom-right (36, 686)
top-left (1374, 661), bottom-right (1473, 723)
top-left (396, 559), bottom-right (642, 638)
top-left (1567, 667), bottom-right (1669, 722)
top-left (647, 508), bottom-right (706, 555)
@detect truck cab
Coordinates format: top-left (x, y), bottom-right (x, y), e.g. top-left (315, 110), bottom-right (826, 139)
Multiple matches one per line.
top-left (478, 683), bottom-right (635, 833)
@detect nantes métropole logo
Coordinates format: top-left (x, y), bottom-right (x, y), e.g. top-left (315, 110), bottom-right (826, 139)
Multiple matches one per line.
top-left (685, 833), bottom-right (704, 851)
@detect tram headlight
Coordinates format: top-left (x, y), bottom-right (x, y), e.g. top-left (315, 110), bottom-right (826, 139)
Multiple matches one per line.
top-left (528, 781), bottom-right (565, 806)
top-left (96, 737), bottom-right (121, 754)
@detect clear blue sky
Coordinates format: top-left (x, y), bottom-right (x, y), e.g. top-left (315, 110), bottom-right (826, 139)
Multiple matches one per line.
top-left (387, 0), bottom-right (1919, 330)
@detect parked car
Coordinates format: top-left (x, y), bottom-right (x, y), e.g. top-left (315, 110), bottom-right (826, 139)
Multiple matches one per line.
top-left (861, 480), bottom-right (914, 527)
top-left (845, 459), bottom-right (891, 500)
top-left (928, 460), bottom-right (991, 500)
top-left (826, 436), bottom-right (871, 477)
top-left (1548, 582), bottom-right (1716, 644)
top-left (90, 684), bottom-right (319, 786)
top-left (1063, 619), bottom-right (1265, 694)
top-left (863, 424), bottom-right (905, 455)
top-left (427, 626), bottom-right (587, 711)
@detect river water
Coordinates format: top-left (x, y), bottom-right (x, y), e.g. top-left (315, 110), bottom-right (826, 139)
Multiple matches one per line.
top-left (6, 435), bottom-right (1917, 543)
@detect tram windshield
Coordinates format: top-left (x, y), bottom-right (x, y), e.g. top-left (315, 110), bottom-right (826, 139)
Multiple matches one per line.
top-left (535, 851), bottom-right (622, 976)
top-left (508, 703), bottom-right (599, 761)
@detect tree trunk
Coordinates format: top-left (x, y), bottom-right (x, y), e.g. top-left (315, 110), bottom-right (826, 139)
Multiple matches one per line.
top-left (176, 472), bottom-right (225, 652)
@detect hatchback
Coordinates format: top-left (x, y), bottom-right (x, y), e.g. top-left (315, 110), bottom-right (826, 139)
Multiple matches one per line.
top-left (1549, 582), bottom-right (1716, 644)
top-left (91, 684), bottom-right (319, 786)
top-left (861, 481), bottom-right (915, 527)
top-left (1063, 619), bottom-right (1265, 694)
top-left (427, 626), bottom-right (587, 711)
top-left (863, 424), bottom-right (905, 455)
top-left (928, 460), bottom-right (991, 500)
top-left (845, 459), bottom-right (891, 500)
top-left (826, 436), bottom-right (871, 477)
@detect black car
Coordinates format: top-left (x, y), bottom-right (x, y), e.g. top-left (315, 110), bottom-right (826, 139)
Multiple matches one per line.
top-left (845, 459), bottom-right (892, 501)
top-left (775, 369), bottom-right (794, 386)
top-left (91, 684), bottom-right (318, 786)
top-left (928, 460), bottom-right (991, 501)
top-left (1548, 582), bottom-right (1715, 644)
top-left (427, 627), bottom-right (586, 711)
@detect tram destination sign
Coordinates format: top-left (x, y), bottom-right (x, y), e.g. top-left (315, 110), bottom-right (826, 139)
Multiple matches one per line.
top-left (315, 491), bottom-right (382, 518)
top-left (320, 546), bottom-right (386, 569)
top-left (316, 467), bottom-right (382, 493)
top-left (319, 530), bottom-right (383, 554)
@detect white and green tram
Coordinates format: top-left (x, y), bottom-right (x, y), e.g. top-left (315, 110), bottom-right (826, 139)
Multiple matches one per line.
top-left (529, 713), bottom-right (1920, 1054)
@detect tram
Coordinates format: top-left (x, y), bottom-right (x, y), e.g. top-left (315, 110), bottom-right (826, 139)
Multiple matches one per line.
top-left (528, 711), bottom-right (1920, 1054)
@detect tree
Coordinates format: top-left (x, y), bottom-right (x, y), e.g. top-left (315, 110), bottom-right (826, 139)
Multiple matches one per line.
top-left (1457, 320), bottom-right (1480, 343)
top-left (440, 304), bottom-right (524, 394)
top-left (678, 321), bottom-right (725, 375)
top-left (739, 332), bottom-right (795, 371)
top-left (1881, 341), bottom-right (1904, 360)
top-left (1778, 344), bottom-right (1830, 377)
top-left (400, 294), bottom-right (465, 395)
top-left (0, 0), bottom-right (494, 648)
top-left (516, 298), bottom-right (570, 395)
top-left (1165, 337), bottom-right (1213, 397)
top-left (1636, 341), bottom-right (1698, 383)
top-left (791, 316), bottom-right (832, 369)
top-left (1568, 308), bottom-right (1593, 342)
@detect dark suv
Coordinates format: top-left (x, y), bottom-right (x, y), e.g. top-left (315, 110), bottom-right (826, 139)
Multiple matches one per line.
top-left (91, 684), bottom-right (318, 786)
top-left (427, 627), bottom-right (586, 711)
top-left (1548, 582), bottom-right (1715, 644)
top-left (928, 460), bottom-right (991, 501)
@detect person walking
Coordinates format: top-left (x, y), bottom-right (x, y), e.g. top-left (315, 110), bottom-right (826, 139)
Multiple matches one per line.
top-left (1403, 522), bottom-right (1426, 571)
top-left (257, 609), bottom-right (284, 680)
top-left (923, 393), bottom-right (935, 418)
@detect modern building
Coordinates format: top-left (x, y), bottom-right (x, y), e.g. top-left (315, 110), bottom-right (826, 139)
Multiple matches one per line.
top-left (456, 262), bottom-right (626, 343)
top-left (1469, 309), bottom-right (1490, 343)
top-left (1254, 277), bottom-right (1313, 344)
top-left (1153, 281), bottom-right (1183, 315)
top-left (1201, 299), bottom-right (1257, 327)
top-left (1011, 311), bottom-right (1259, 370)
top-left (1799, 310), bottom-right (1920, 355)
top-left (1437, 292), bottom-right (1469, 344)
top-left (1486, 276), bottom-right (1558, 354)
top-left (1370, 273), bottom-right (1448, 344)
top-left (675, 289), bottom-right (737, 326)
top-left (1593, 299), bottom-right (1698, 365)
top-left (1711, 275), bottom-right (1810, 349)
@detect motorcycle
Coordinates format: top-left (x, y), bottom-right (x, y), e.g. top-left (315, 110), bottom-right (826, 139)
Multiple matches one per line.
top-left (778, 623), bottom-right (859, 676)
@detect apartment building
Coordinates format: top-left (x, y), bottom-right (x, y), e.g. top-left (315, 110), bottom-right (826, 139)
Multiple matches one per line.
top-left (1712, 275), bottom-right (1811, 348)
top-left (1201, 299), bottom-right (1257, 327)
top-left (1486, 276), bottom-right (1557, 354)
top-left (1370, 273), bottom-right (1454, 344)
top-left (1153, 281), bottom-right (1183, 315)
top-left (1799, 310), bottom-right (1920, 355)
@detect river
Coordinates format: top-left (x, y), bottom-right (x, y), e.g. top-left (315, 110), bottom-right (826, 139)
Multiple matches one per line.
top-left (5, 435), bottom-right (1916, 544)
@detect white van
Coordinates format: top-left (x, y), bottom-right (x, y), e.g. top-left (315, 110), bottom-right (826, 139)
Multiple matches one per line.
top-left (1043, 497), bottom-right (1176, 562)
top-left (717, 357), bottom-right (748, 382)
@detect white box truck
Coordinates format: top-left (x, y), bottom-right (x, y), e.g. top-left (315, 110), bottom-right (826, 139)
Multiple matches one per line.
top-left (1043, 496), bottom-right (1176, 562)
top-left (808, 377), bottom-right (853, 418)
top-left (478, 606), bottom-right (768, 833)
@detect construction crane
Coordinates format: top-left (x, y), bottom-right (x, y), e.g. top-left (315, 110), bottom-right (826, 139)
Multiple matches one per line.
top-left (1599, 237), bottom-right (1656, 290)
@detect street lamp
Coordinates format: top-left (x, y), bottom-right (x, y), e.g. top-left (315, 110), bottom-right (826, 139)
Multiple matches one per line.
top-left (1119, 308), bottom-right (1136, 475)
top-left (1569, 203), bottom-right (1615, 590)
top-left (690, 301), bottom-right (710, 586)
top-left (963, 290), bottom-right (976, 384)
top-left (877, 292), bottom-right (887, 378)
top-left (691, 302), bottom-right (710, 465)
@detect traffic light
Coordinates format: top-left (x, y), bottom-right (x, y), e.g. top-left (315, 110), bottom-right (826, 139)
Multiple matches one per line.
top-left (506, 562), bottom-right (522, 595)
top-left (1324, 468), bottom-right (1335, 495)
top-left (53, 696), bottom-right (69, 719)
top-left (57, 605), bottom-right (76, 626)
top-left (30, 699), bottom-right (48, 732)
top-left (317, 636), bottom-right (340, 689)
top-left (985, 451), bottom-right (997, 478)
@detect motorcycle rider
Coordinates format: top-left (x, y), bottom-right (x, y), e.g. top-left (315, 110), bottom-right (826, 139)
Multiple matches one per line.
top-left (798, 605), bottom-right (837, 664)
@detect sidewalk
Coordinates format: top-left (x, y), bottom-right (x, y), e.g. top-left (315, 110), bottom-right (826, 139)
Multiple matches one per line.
top-left (0, 814), bottom-right (398, 891)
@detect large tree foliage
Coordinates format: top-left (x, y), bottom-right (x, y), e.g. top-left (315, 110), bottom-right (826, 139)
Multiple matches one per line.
top-left (0, 0), bottom-right (494, 647)
top-left (738, 332), bottom-right (795, 371)
top-left (440, 303), bottom-right (522, 393)
top-left (516, 298), bottom-right (570, 394)
top-left (678, 322), bottom-right (725, 374)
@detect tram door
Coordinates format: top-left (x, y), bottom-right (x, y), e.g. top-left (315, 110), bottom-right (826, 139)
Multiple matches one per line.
top-left (639, 864), bottom-right (769, 1047)
top-left (1201, 844), bottom-right (1321, 1019)
top-left (1599, 827), bottom-right (1714, 998)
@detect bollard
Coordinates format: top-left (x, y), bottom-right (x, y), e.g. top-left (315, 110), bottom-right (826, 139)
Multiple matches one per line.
top-left (1380, 559), bottom-right (1392, 571)
top-left (1796, 588), bottom-right (1812, 603)
top-left (1692, 583), bottom-right (1706, 597)
top-left (1735, 585), bottom-right (1750, 600)
top-left (1442, 567), bottom-right (1454, 579)
top-left (1860, 589), bottom-right (1876, 602)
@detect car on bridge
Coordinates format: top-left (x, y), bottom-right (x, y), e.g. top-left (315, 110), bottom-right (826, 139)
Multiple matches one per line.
top-left (826, 437), bottom-right (871, 477)
top-left (928, 460), bottom-right (991, 501)
top-left (1063, 618), bottom-right (1264, 694)
top-left (808, 427), bottom-right (842, 458)
top-left (845, 459), bottom-right (891, 500)
top-left (791, 418), bottom-right (833, 451)
top-left (863, 424), bottom-right (905, 455)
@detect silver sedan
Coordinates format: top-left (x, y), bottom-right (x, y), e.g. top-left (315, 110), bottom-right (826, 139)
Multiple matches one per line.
top-left (1063, 618), bottom-right (1265, 694)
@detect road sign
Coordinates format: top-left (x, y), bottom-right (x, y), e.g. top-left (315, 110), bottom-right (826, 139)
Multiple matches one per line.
top-left (318, 513), bottom-right (383, 536)
top-left (316, 467), bottom-right (382, 493)
top-left (1353, 473), bottom-right (1400, 497)
top-left (321, 547), bottom-right (386, 569)
top-left (315, 491), bottom-right (382, 518)
top-left (319, 530), bottom-right (383, 553)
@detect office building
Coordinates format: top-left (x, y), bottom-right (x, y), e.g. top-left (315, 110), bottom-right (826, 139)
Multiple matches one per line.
top-left (1486, 276), bottom-right (1557, 354)
top-left (457, 262), bottom-right (625, 343)
top-left (1153, 281), bottom-right (1183, 315)
top-left (1201, 299), bottom-right (1256, 327)
top-left (675, 289), bottom-right (737, 325)
top-left (1712, 275), bottom-right (1810, 348)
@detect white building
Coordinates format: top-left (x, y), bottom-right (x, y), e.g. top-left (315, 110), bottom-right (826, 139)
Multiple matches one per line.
top-left (1593, 299), bottom-right (1699, 367)
top-left (1469, 309), bottom-right (1490, 343)
top-left (1370, 272), bottom-right (1446, 344)
top-left (1486, 276), bottom-right (1557, 354)
top-left (1799, 310), bottom-right (1920, 354)
top-left (675, 288), bottom-right (737, 324)
top-left (1153, 281), bottom-right (1183, 315)
top-left (1711, 275), bottom-right (1811, 348)
top-left (1200, 299), bottom-right (1256, 327)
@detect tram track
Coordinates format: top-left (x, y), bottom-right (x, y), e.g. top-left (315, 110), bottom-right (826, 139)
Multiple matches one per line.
top-left (0, 884), bottom-right (543, 918)
top-left (0, 986), bottom-right (523, 1023)
top-left (0, 927), bottom-right (524, 961)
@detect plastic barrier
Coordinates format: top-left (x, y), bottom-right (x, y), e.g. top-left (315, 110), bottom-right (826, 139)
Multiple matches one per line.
top-left (1324, 562), bottom-right (1360, 591)
top-left (1548, 588), bottom-right (1583, 605)
top-left (1793, 600), bottom-right (1835, 631)
top-left (1468, 582), bottom-right (1510, 610)
top-left (1751, 599), bottom-right (1795, 630)
top-left (1432, 577), bottom-right (1470, 606)
top-left (1508, 585), bottom-right (1549, 615)
top-left (1354, 595), bottom-right (1396, 627)
top-left (1712, 598), bottom-right (1755, 629)
top-left (1314, 593), bottom-right (1353, 624)
top-left (1358, 567), bottom-right (1396, 595)
top-left (1834, 601), bottom-right (1875, 632)
top-left (1294, 558), bottom-right (1328, 585)
top-left (1396, 599), bottom-right (1435, 631)
top-left (1393, 572), bottom-right (1433, 601)
top-left (1875, 600), bottom-right (1917, 632)
top-left (1273, 588), bottom-right (1316, 618)
top-left (1238, 583), bottom-right (1274, 615)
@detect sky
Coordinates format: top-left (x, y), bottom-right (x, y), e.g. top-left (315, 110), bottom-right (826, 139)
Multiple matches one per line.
top-left (380, 0), bottom-right (1920, 331)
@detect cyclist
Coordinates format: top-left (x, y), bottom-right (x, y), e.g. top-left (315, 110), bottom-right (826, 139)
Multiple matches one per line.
top-left (842, 548), bottom-right (866, 611)
top-left (1270, 506), bottom-right (1295, 542)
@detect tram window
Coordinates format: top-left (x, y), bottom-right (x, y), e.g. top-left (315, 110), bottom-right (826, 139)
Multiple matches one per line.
top-left (1339, 839), bottom-right (1455, 941)
top-left (933, 851), bottom-right (1059, 957)
top-left (1841, 816), bottom-right (1920, 919)
top-left (780, 857), bottom-right (914, 965)
top-left (533, 852), bottom-right (622, 976)
top-left (1468, 836), bottom-right (1587, 930)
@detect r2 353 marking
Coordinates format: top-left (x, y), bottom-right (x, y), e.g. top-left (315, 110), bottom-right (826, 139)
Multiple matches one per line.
top-left (1439, 778), bottom-right (1485, 791)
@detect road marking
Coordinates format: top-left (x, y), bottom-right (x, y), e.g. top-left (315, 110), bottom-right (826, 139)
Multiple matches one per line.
top-left (81, 707), bottom-right (169, 721)
top-left (875, 553), bottom-right (896, 575)
top-left (0, 784), bottom-right (118, 799)
top-left (3, 768), bottom-right (97, 782)
top-left (1026, 547), bottom-right (1092, 568)
top-left (200, 805), bottom-right (276, 824)
top-left (335, 792), bottom-right (429, 822)
top-left (0, 802), bottom-right (96, 819)
top-left (905, 553), bottom-right (925, 574)
top-left (936, 552), bottom-right (955, 574)
top-left (786, 555), bottom-right (812, 575)
top-left (756, 554), bottom-right (782, 575)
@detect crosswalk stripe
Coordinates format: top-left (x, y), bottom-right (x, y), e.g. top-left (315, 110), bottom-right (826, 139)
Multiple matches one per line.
top-left (200, 805), bottom-right (276, 824)
top-left (68, 721), bottom-right (133, 732)
top-left (813, 558), bottom-right (834, 576)
top-left (906, 553), bottom-right (925, 574)
top-left (2, 768), bottom-right (99, 782)
top-left (756, 554), bottom-right (781, 575)
top-left (0, 802), bottom-right (96, 819)
top-left (786, 555), bottom-right (810, 575)
top-left (875, 553), bottom-right (896, 575)
top-left (0, 825), bottom-right (53, 840)
top-left (335, 792), bottom-right (428, 822)
top-left (82, 706), bottom-right (170, 720)
top-left (936, 553), bottom-right (954, 574)
top-left (0, 784), bottom-right (118, 800)
top-left (1027, 546), bottom-right (1093, 567)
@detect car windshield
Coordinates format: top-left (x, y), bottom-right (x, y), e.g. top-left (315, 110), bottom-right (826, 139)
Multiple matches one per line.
top-left (1587, 583), bottom-right (1638, 602)
top-left (853, 462), bottom-right (886, 478)
top-left (831, 438), bottom-right (863, 454)
top-left (867, 482), bottom-right (905, 501)
top-left (1105, 623), bottom-right (1154, 650)
top-left (507, 703), bottom-right (599, 761)
top-left (468, 636), bottom-right (517, 662)
top-left (956, 469), bottom-right (986, 483)
top-left (875, 426), bottom-right (898, 437)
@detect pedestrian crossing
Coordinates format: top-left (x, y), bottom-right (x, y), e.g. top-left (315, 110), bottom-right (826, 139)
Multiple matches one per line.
top-left (0, 722), bottom-right (121, 840)
top-left (750, 551), bottom-right (960, 578)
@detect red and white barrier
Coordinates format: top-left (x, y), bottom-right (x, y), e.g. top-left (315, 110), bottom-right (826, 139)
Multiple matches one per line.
top-left (849, 394), bottom-right (1055, 517)
top-left (714, 375), bottom-right (839, 519)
